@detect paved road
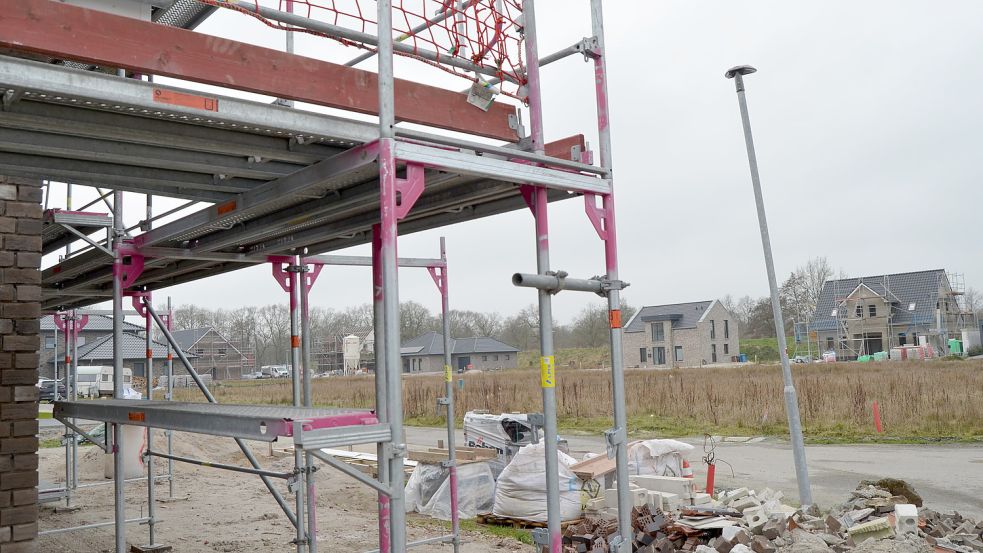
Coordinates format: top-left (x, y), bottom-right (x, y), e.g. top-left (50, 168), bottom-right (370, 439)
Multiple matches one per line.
top-left (404, 426), bottom-right (983, 519)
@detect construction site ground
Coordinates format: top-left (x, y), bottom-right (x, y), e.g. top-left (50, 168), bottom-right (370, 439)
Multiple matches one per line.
top-left (36, 426), bottom-right (983, 552)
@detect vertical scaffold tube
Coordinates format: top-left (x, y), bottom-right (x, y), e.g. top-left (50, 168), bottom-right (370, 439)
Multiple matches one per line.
top-left (589, 2), bottom-right (631, 550)
top-left (290, 255), bottom-right (306, 553)
top-left (166, 296), bottom-right (174, 498)
top-left (372, 226), bottom-right (390, 553)
top-left (112, 191), bottom-right (125, 553)
top-left (438, 238), bottom-right (459, 553)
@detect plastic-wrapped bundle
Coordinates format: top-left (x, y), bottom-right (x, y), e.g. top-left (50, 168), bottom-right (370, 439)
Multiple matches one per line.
top-left (492, 442), bottom-right (581, 522)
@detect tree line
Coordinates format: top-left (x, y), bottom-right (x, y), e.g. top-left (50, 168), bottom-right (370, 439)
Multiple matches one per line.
top-left (165, 300), bottom-right (638, 367)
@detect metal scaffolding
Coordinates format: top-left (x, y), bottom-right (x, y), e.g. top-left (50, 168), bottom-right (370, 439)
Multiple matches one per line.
top-left (11, 0), bottom-right (628, 551)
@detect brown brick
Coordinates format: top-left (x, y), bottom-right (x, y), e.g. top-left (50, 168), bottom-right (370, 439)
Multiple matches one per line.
top-left (10, 522), bottom-right (36, 542)
top-left (11, 456), bottom-right (36, 472)
top-left (13, 220), bottom-right (40, 236)
top-left (0, 371), bottom-right (34, 386)
top-left (11, 321), bottom-right (37, 335)
top-left (0, 286), bottom-right (12, 302)
top-left (0, 526), bottom-right (9, 543)
top-left (13, 287), bottom-right (39, 303)
top-left (0, 388), bottom-right (10, 404)
top-left (12, 254), bottom-right (39, 270)
top-left (16, 186), bottom-right (42, 203)
top-left (1, 336), bottom-right (37, 353)
top-left (0, 490), bottom-right (9, 509)
top-left (0, 405), bottom-right (36, 423)
top-left (0, 252), bottom-right (12, 268)
top-left (12, 356), bottom-right (36, 370)
top-left (3, 203), bottom-right (40, 220)
top-left (11, 388), bottom-right (36, 404)
top-left (9, 421), bottom-right (35, 437)
top-left (0, 304), bottom-right (38, 320)
top-left (0, 355), bottom-right (12, 370)
top-left (0, 269), bottom-right (39, 286)
top-left (10, 490), bottom-right (34, 509)
top-left (0, 471), bottom-right (37, 492)
top-left (0, 236), bottom-right (39, 253)
top-left (0, 185), bottom-right (15, 201)
top-left (0, 504), bottom-right (37, 526)
top-left (0, 538), bottom-right (38, 553)
top-left (0, 320), bottom-right (11, 335)
top-left (0, 217), bottom-right (13, 234)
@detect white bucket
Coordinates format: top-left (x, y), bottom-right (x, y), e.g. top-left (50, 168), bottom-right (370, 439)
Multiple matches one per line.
top-left (104, 425), bottom-right (147, 479)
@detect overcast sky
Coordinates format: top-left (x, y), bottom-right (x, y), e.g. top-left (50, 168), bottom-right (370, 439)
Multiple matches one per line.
top-left (43, 1), bottom-right (983, 324)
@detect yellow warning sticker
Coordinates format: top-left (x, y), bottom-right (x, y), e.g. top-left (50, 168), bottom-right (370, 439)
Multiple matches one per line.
top-left (540, 356), bottom-right (556, 388)
top-left (444, 365), bottom-right (452, 383)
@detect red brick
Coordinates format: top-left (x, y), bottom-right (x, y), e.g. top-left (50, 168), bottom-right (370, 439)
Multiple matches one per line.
top-left (1, 336), bottom-right (37, 353)
top-left (0, 538), bottom-right (39, 553)
top-left (13, 254), bottom-right (39, 270)
top-left (0, 305), bottom-right (38, 320)
top-left (0, 405), bottom-right (36, 423)
top-left (0, 504), bottom-right (36, 526)
top-left (10, 489), bottom-right (34, 508)
top-left (3, 203), bottom-right (40, 220)
top-left (0, 270), bottom-right (38, 285)
top-left (12, 356), bottom-right (36, 371)
top-left (11, 456), bottom-right (36, 472)
top-left (0, 471), bottom-right (37, 491)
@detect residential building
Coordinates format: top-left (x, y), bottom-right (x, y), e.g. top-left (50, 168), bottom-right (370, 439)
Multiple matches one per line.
top-left (171, 327), bottom-right (252, 380)
top-left (39, 314), bottom-right (145, 379)
top-left (808, 269), bottom-right (972, 358)
top-left (72, 333), bottom-right (182, 379)
top-left (622, 300), bottom-right (739, 368)
top-left (400, 332), bottom-right (519, 373)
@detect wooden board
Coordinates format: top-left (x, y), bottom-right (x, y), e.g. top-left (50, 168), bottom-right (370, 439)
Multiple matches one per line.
top-left (476, 513), bottom-right (584, 530)
top-left (570, 455), bottom-right (617, 481)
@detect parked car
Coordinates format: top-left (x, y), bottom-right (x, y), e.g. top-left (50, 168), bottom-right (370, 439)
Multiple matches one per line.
top-left (791, 355), bottom-right (813, 364)
top-left (39, 380), bottom-right (67, 402)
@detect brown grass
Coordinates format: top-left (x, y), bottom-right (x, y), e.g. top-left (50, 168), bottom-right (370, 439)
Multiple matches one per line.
top-left (173, 359), bottom-right (983, 441)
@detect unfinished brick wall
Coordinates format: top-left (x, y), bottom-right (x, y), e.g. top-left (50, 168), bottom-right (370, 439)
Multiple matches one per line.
top-left (0, 176), bottom-right (43, 552)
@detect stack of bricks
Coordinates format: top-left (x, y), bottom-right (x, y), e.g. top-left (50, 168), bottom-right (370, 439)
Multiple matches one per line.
top-left (0, 176), bottom-right (43, 552)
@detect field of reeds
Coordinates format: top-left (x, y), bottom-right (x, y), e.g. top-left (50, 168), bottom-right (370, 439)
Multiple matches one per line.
top-left (173, 359), bottom-right (983, 442)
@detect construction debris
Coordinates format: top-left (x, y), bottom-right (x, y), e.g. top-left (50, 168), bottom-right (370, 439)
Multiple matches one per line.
top-left (551, 479), bottom-right (982, 553)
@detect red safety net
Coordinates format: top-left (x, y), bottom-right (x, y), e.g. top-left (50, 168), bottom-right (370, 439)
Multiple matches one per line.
top-left (202, 0), bottom-right (527, 99)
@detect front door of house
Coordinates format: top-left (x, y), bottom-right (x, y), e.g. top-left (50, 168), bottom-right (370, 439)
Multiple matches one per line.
top-left (456, 356), bottom-right (470, 372)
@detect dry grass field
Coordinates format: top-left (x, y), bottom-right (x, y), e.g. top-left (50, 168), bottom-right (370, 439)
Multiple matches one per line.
top-left (173, 359), bottom-right (983, 442)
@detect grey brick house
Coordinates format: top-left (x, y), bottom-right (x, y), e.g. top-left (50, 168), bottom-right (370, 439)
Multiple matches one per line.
top-left (400, 332), bottom-right (519, 372)
top-left (40, 314), bottom-right (145, 378)
top-left (622, 300), bottom-right (739, 368)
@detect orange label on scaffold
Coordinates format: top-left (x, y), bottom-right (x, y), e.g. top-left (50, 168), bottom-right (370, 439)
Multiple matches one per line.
top-left (609, 309), bottom-right (622, 328)
top-left (540, 356), bottom-right (556, 388)
top-left (153, 88), bottom-right (218, 112)
top-left (444, 365), bottom-right (452, 383)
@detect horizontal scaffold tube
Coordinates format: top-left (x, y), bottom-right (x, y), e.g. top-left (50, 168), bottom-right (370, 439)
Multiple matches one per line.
top-left (512, 272), bottom-right (606, 294)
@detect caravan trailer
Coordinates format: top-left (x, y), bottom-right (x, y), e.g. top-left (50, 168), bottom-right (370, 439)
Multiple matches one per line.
top-left (75, 366), bottom-right (102, 398)
top-left (80, 366), bottom-right (133, 397)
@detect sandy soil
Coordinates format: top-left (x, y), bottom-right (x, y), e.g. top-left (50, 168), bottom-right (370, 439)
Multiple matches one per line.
top-left (38, 430), bottom-right (524, 552)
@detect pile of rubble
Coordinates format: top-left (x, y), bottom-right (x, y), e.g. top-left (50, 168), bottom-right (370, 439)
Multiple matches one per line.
top-left (560, 480), bottom-right (981, 553)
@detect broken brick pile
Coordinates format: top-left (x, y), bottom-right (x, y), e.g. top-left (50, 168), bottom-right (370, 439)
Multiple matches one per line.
top-left (558, 480), bottom-right (981, 553)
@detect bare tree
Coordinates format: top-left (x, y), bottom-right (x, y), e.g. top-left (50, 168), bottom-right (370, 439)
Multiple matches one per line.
top-left (172, 304), bottom-right (213, 330)
top-left (400, 300), bottom-right (437, 341)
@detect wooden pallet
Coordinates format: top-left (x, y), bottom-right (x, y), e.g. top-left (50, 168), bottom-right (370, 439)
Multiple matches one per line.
top-left (476, 513), bottom-right (584, 530)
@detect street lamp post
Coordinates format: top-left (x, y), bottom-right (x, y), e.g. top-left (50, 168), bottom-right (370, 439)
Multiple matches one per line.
top-left (725, 64), bottom-right (813, 506)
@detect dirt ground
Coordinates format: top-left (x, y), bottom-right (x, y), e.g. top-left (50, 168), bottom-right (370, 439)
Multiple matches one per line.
top-left (38, 429), bottom-right (524, 552)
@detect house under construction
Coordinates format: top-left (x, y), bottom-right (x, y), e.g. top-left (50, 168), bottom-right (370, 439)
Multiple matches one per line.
top-left (807, 269), bottom-right (977, 359)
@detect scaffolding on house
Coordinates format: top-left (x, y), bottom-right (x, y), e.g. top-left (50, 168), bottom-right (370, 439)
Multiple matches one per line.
top-left (8, 0), bottom-right (629, 551)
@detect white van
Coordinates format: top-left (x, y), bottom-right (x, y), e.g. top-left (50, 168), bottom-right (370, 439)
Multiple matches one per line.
top-left (260, 365), bottom-right (290, 379)
top-left (81, 366), bottom-right (133, 397)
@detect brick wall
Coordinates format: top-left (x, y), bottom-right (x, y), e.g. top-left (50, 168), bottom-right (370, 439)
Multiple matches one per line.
top-left (0, 176), bottom-right (42, 552)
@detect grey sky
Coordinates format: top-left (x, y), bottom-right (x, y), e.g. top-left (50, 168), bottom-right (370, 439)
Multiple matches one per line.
top-left (42, 1), bottom-right (983, 324)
